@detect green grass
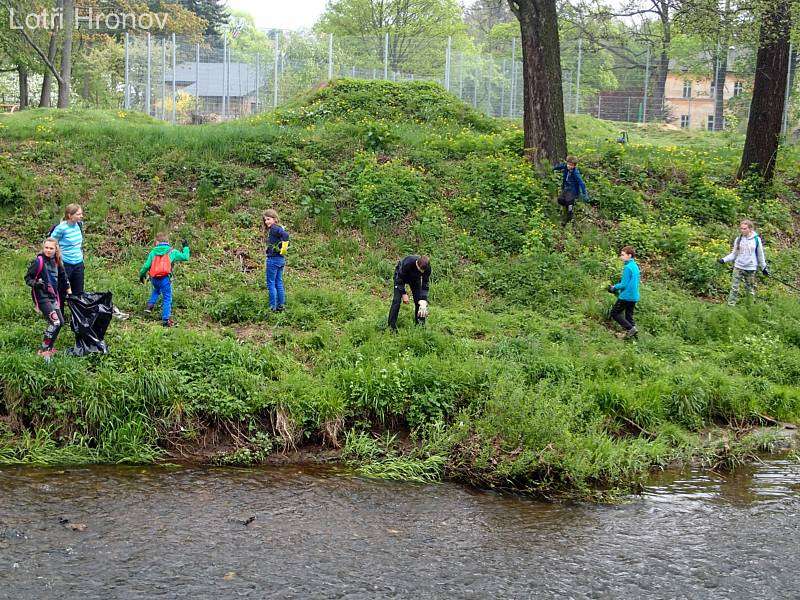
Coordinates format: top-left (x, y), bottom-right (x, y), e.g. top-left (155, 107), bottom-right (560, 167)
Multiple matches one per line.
top-left (1, 80), bottom-right (799, 498)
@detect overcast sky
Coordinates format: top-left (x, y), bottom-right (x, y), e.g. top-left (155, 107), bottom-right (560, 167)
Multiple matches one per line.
top-left (225, 0), bottom-right (330, 30)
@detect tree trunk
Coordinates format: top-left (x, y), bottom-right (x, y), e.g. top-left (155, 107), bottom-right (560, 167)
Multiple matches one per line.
top-left (57, 0), bottom-right (74, 108)
top-left (18, 65), bottom-right (29, 109)
top-left (40, 14), bottom-right (60, 108)
top-left (650, 1), bottom-right (671, 122)
top-left (738, 0), bottom-right (791, 181)
top-left (713, 50), bottom-right (727, 131)
top-left (651, 50), bottom-right (669, 121)
top-left (507, 0), bottom-right (567, 167)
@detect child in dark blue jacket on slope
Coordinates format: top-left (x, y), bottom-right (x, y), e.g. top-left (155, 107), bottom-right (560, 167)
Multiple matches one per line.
top-left (553, 155), bottom-right (589, 226)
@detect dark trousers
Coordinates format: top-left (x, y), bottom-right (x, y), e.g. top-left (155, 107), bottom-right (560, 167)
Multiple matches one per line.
top-left (610, 299), bottom-right (636, 331)
top-left (387, 283), bottom-right (424, 329)
top-left (60, 261), bottom-right (85, 300)
top-left (39, 302), bottom-right (64, 350)
top-left (561, 203), bottom-right (575, 226)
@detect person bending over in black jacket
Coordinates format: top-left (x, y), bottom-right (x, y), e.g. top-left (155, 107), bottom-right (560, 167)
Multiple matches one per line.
top-left (388, 255), bottom-right (431, 331)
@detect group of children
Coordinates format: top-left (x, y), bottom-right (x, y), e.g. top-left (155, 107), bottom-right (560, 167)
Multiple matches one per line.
top-left (25, 175), bottom-right (771, 355)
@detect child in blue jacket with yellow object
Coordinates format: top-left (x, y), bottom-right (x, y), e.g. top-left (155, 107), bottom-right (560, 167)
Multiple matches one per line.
top-left (263, 209), bottom-right (290, 313)
top-left (138, 232), bottom-right (190, 327)
top-left (607, 246), bottom-right (640, 339)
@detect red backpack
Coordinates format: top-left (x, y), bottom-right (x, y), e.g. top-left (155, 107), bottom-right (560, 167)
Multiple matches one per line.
top-left (149, 252), bottom-right (172, 278)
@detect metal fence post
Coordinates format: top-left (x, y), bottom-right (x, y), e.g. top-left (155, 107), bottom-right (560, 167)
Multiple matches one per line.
top-left (273, 30), bottom-right (280, 108)
top-left (500, 59), bottom-right (506, 117)
top-left (384, 33), bottom-right (389, 79)
top-left (575, 38), bottom-right (582, 114)
top-left (124, 33), bottom-right (130, 109)
top-left (782, 43), bottom-right (793, 135)
top-left (161, 38), bottom-right (166, 120)
top-left (222, 35), bottom-right (228, 117)
top-left (328, 33), bottom-right (334, 80)
top-left (473, 61), bottom-right (478, 107)
top-left (642, 45), bottom-right (651, 123)
top-left (195, 43), bottom-right (200, 115)
top-left (146, 32), bottom-right (151, 116)
top-left (171, 33), bottom-right (177, 123)
top-left (256, 52), bottom-right (260, 112)
top-left (445, 36), bottom-right (452, 90)
top-left (510, 38), bottom-right (516, 116)
top-left (459, 52), bottom-right (464, 99)
top-left (227, 40), bottom-right (232, 116)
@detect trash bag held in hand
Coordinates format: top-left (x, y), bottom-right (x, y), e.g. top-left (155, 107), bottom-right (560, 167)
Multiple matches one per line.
top-left (66, 292), bottom-right (113, 356)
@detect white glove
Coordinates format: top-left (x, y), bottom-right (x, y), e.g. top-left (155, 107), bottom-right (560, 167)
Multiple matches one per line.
top-left (417, 300), bottom-right (428, 318)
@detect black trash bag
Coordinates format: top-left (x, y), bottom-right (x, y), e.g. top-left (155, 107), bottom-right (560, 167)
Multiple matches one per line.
top-left (66, 292), bottom-right (113, 356)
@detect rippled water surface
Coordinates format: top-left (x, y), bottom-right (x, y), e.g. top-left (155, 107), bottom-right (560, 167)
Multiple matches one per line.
top-left (1, 459), bottom-right (798, 599)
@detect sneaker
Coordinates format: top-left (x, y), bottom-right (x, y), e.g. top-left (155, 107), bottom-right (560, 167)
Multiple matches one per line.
top-left (145, 304), bottom-right (155, 314)
top-left (162, 318), bottom-right (176, 327)
top-left (277, 305), bottom-right (285, 312)
top-left (113, 306), bottom-right (130, 320)
top-left (625, 326), bottom-right (638, 339)
top-left (37, 348), bottom-right (55, 360)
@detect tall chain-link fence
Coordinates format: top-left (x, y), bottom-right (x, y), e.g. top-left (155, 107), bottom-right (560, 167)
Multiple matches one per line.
top-left (1, 30), bottom-right (797, 136)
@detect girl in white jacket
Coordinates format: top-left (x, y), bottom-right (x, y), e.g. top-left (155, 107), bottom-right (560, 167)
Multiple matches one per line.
top-left (718, 219), bottom-right (769, 305)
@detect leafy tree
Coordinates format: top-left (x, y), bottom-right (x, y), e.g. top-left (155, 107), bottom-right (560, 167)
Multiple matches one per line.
top-left (465, 0), bottom-right (515, 48)
top-left (172, 0), bottom-right (228, 38)
top-left (563, 0), bottom-right (677, 121)
top-left (316, 0), bottom-right (469, 76)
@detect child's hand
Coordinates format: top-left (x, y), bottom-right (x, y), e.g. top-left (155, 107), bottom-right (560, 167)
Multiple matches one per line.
top-left (401, 293), bottom-right (409, 304)
top-left (139, 274), bottom-right (146, 284)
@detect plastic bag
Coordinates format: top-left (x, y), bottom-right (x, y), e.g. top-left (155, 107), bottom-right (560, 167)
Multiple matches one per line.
top-left (66, 292), bottom-right (113, 356)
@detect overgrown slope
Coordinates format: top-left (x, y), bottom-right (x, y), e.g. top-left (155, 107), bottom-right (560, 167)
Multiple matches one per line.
top-left (1, 80), bottom-right (799, 498)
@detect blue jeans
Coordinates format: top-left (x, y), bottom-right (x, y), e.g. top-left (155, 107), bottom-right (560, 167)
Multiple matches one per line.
top-left (148, 276), bottom-right (173, 321)
top-left (265, 256), bottom-right (285, 310)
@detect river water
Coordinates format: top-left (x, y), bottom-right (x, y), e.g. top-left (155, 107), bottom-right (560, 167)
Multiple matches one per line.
top-left (1, 458), bottom-right (798, 599)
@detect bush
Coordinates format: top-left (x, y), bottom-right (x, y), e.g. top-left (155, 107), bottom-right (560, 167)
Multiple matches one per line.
top-left (452, 153), bottom-right (550, 254)
top-left (349, 152), bottom-right (430, 224)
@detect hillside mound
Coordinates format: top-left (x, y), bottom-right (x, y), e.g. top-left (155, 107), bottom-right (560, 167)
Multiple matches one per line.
top-left (268, 79), bottom-right (497, 131)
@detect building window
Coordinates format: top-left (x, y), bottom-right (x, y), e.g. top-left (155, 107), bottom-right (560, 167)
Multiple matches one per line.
top-left (682, 80), bottom-right (692, 98)
top-left (707, 115), bottom-right (715, 130)
top-left (680, 115), bottom-right (690, 129)
top-left (734, 81), bottom-right (743, 97)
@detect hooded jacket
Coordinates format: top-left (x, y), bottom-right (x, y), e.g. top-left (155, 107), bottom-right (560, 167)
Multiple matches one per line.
top-left (722, 233), bottom-right (766, 271)
top-left (25, 253), bottom-right (68, 310)
top-left (138, 242), bottom-right (190, 279)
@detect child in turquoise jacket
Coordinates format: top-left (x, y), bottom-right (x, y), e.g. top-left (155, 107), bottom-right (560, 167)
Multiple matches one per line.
top-left (608, 246), bottom-right (640, 338)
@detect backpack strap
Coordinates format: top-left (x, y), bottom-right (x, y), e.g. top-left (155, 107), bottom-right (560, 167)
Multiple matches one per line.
top-left (34, 255), bottom-right (44, 280)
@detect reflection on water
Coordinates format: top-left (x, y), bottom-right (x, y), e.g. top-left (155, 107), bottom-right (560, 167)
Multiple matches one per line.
top-left (0, 459), bottom-right (798, 599)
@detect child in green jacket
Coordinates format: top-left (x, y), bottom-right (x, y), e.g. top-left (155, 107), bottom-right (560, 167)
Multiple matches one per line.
top-left (138, 232), bottom-right (190, 327)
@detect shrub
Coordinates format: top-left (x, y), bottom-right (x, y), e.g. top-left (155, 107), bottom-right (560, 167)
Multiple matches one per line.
top-left (452, 153), bottom-right (550, 253)
top-left (349, 152), bottom-right (430, 224)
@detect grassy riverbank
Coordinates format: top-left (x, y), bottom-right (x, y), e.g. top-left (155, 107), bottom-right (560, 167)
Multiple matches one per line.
top-left (1, 80), bottom-right (799, 498)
